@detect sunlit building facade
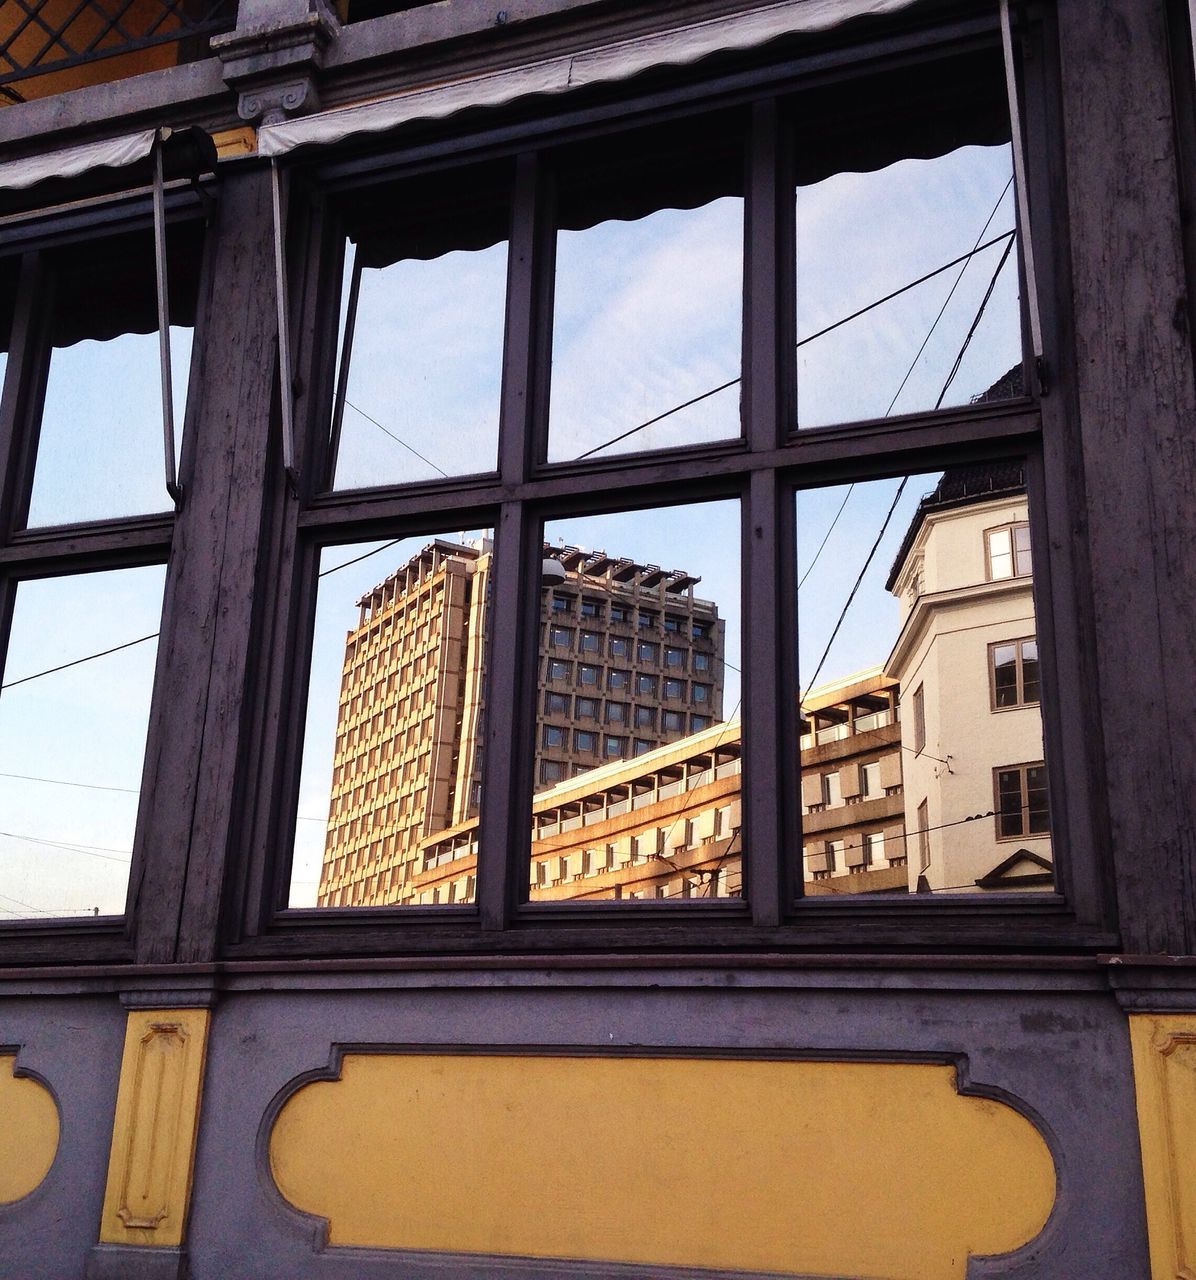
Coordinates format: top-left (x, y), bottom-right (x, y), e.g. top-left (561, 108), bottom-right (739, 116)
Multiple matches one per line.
top-left (886, 464), bottom-right (1052, 893)
top-left (317, 539), bottom-right (725, 905)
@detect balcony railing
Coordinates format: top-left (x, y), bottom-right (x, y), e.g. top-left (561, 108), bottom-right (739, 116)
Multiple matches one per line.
top-left (1, 0), bottom-right (236, 97)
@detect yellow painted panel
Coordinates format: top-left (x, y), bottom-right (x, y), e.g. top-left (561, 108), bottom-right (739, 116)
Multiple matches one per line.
top-left (270, 1053), bottom-right (1055, 1278)
top-left (1129, 1013), bottom-right (1196, 1279)
top-left (0, 1054), bottom-right (58, 1203)
top-left (99, 1009), bottom-right (210, 1248)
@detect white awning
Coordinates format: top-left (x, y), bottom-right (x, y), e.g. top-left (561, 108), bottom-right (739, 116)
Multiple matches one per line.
top-left (258, 0), bottom-right (923, 158)
top-left (0, 129), bottom-right (156, 192)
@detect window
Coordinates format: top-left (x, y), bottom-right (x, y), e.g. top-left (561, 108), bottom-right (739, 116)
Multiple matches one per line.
top-left (216, 4), bottom-right (1095, 960)
top-left (862, 762), bottom-right (881, 799)
top-left (550, 626), bottom-right (572, 647)
top-left (545, 692), bottom-right (570, 715)
top-left (0, 217), bottom-right (202, 926)
top-left (864, 832), bottom-right (884, 866)
top-left (986, 523), bottom-right (1033, 580)
top-left (822, 772), bottom-right (842, 808)
top-left (990, 638), bottom-right (1040, 709)
top-left (543, 725), bottom-right (564, 748)
top-left (917, 800), bottom-right (931, 872)
top-left (995, 764), bottom-right (1050, 839)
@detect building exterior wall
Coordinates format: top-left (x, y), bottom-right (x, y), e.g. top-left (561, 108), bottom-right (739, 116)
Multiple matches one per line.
top-left (0, 2), bottom-right (1194, 1278)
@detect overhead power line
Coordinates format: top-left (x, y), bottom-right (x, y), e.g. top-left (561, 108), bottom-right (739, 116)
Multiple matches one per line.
top-left (344, 399), bottom-right (449, 479)
top-left (1, 632), bottom-right (159, 691)
top-left (796, 177), bottom-right (1014, 591)
top-left (576, 228), bottom-right (1016, 460)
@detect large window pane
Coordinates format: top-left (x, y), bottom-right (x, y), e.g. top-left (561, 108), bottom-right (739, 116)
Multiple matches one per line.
top-left (26, 225), bottom-right (202, 527)
top-left (796, 464), bottom-right (1053, 896)
top-left (329, 167), bottom-right (509, 490)
top-left (793, 52), bottom-right (1023, 429)
top-left (0, 565), bottom-right (165, 918)
top-left (530, 501), bottom-right (741, 901)
top-left (546, 116), bottom-right (744, 463)
top-left (289, 531), bottom-right (491, 908)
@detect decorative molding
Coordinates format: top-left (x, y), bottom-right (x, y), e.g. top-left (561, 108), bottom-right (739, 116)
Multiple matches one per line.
top-left (266, 1047), bottom-right (1055, 1277)
top-left (1130, 1014), bottom-right (1196, 1279)
top-left (99, 1009), bottom-right (210, 1249)
top-left (0, 1051), bottom-right (58, 1204)
top-left (213, 3), bottom-right (337, 126)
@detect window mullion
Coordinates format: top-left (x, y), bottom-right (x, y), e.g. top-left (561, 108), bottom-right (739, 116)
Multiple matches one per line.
top-left (476, 500), bottom-right (538, 930)
top-left (742, 98), bottom-right (791, 926)
top-left (0, 252), bottom-right (47, 538)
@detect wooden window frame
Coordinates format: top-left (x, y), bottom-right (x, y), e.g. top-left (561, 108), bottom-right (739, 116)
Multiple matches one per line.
top-left (0, 0), bottom-right (1101, 968)
top-left (993, 760), bottom-right (1051, 841)
top-left (988, 635), bottom-right (1040, 711)
top-left (984, 519), bottom-right (1033, 581)
top-left (0, 192), bottom-right (212, 966)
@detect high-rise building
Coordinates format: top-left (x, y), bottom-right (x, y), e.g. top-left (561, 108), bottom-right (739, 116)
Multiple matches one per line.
top-left (317, 539), bottom-right (725, 906)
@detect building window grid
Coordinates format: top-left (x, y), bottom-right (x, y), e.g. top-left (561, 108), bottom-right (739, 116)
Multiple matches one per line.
top-left (0, 12), bottom-right (1086, 960)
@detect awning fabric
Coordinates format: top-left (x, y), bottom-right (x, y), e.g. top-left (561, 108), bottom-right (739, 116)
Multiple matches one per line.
top-left (258, 0), bottom-right (924, 158)
top-left (0, 129), bottom-right (155, 192)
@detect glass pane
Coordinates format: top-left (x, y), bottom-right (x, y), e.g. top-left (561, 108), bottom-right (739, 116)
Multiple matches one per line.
top-left (330, 168), bottom-right (509, 490)
top-left (289, 531), bottom-right (491, 908)
top-left (530, 501), bottom-right (741, 901)
top-left (26, 225), bottom-right (202, 527)
top-left (796, 463), bottom-right (1053, 896)
top-left (546, 117), bottom-right (744, 462)
top-left (0, 565), bottom-right (166, 919)
top-left (793, 53), bottom-right (1023, 429)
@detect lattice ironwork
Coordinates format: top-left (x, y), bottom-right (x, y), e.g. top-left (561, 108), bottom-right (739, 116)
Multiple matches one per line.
top-left (0, 0), bottom-right (236, 92)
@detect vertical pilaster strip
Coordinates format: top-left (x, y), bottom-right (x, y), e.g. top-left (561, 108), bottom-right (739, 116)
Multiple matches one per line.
top-left (1128, 1012), bottom-right (1196, 1277)
top-left (98, 1009), bottom-right (210, 1251)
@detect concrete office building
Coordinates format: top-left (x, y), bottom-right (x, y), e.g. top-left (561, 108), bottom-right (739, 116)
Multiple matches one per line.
top-left (318, 538), bottom-right (725, 906)
top-left (886, 464), bottom-right (1053, 893)
top-left (799, 669), bottom-right (909, 895)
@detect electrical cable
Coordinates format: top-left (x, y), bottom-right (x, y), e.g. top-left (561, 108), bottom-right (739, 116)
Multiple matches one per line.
top-left (575, 229), bottom-right (1016, 460)
top-left (1, 632), bottom-right (159, 691)
top-left (343, 399), bottom-right (449, 478)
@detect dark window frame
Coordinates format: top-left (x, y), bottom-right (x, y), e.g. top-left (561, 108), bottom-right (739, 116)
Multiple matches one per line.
top-left (0, 189), bottom-right (212, 966)
top-left (988, 635), bottom-right (1040, 710)
top-left (215, 0), bottom-right (1117, 959)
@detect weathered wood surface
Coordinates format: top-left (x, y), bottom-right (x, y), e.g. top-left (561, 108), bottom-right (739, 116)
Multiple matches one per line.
top-left (129, 166), bottom-right (280, 964)
top-left (1056, 0), bottom-right (1196, 954)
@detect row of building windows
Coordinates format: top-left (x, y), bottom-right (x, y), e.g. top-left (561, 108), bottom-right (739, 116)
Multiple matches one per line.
top-left (545, 628), bottom-right (708, 668)
top-left (544, 662), bottom-right (711, 692)
top-left (549, 595), bottom-right (711, 637)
